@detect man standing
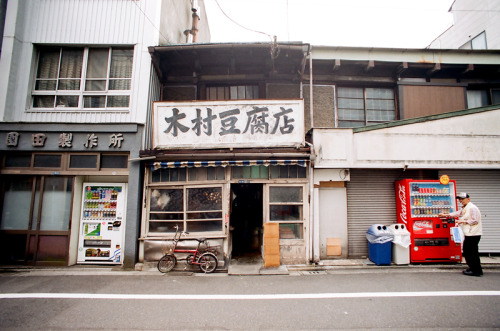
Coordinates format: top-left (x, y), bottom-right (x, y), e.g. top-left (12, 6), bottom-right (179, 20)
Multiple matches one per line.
top-left (439, 192), bottom-right (483, 276)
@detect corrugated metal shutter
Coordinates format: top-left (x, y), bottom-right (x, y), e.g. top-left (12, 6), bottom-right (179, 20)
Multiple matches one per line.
top-left (439, 170), bottom-right (500, 253)
top-left (347, 169), bottom-right (436, 258)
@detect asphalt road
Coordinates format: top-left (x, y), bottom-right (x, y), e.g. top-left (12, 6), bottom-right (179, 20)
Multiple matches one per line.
top-left (1, 268), bottom-right (499, 330)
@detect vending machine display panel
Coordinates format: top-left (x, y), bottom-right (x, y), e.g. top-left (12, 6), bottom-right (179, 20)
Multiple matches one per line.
top-left (77, 183), bottom-right (127, 264)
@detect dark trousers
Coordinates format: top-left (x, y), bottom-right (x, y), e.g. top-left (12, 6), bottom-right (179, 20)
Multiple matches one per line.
top-left (463, 235), bottom-right (482, 274)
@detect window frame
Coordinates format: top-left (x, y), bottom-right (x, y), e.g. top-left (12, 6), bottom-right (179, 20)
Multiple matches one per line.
top-left (205, 84), bottom-right (259, 100)
top-left (466, 87), bottom-right (500, 109)
top-left (1, 152), bottom-right (129, 172)
top-left (460, 31), bottom-right (488, 50)
top-left (146, 184), bottom-right (225, 236)
top-left (265, 184), bottom-right (307, 240)
top-left (31, 46), bottom-right (134, 111)
top-left (336, 86), bottom-right (397, 128)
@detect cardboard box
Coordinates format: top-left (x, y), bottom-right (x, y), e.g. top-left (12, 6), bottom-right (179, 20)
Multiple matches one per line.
top-left (264, 223), bottom-right (279, 238)
top-left (326, 238), bottom-right (341, 256)
top-left (264, 254), bottom-right (280, 267)
top-left (264, 243), bottom-right (280, 255)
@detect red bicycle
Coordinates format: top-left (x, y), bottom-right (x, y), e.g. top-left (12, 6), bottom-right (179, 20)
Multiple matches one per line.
top-left (157, 225), bottom-right (218, 273)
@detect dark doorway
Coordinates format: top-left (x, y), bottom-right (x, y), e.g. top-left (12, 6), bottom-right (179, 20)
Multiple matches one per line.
top-left (230, 183), bottom-right (263, 258)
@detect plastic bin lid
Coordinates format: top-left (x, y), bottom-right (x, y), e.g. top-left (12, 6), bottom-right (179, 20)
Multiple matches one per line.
top-left (388, 223), bottom-right (410, 234)
top-left (366, 224), bottom-right (390, 235)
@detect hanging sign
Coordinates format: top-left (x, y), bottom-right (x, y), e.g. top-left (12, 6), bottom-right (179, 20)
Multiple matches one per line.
top-left (440, 175), bottom-right (450, 185)
top-left (153, 100), bottom-right (304, 149)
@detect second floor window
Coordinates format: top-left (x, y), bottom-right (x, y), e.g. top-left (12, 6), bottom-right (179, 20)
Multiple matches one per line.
top-left (206, 85), bottom-right (259, 100)
top-left (337, 87), bottom-right (396, 128)
top-left (467, 88), bottom-right (500, 109)
top-left (32, 46), bottom-right (133, 110)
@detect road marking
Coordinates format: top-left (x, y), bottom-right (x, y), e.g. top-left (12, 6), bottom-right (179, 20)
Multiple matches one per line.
top-left (1, 291), bottom-right (500, 300)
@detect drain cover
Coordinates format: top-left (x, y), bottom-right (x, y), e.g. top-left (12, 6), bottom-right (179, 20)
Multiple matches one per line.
top-left (300, 270), bottom-right (327, 275)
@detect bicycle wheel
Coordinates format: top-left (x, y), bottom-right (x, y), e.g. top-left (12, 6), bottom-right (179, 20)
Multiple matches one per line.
top-left (198, 252), bottom-right (218, 273)
top-left (157, 254), bottom-right (176, 273)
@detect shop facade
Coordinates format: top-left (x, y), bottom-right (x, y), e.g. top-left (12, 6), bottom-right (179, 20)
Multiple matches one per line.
top-left (138, 100), bottom-right (311, 268)
top-left (312, 106), bottom-right (500, 260)
top-left (0, 123), bottom-right (143, 266)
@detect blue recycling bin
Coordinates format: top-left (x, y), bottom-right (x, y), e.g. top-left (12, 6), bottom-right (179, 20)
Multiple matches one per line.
top-left (366, 224), bottom-right (393, 266)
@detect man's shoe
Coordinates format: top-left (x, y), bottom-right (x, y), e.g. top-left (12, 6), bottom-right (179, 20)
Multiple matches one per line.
top-left (463, 270), bottom-right (482, 277)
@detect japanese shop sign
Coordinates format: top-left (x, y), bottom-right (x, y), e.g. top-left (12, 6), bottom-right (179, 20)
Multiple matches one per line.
top-left (4, 131), bottom-right (125, 149)
top-left (153, 100), bottom-right (304, 149)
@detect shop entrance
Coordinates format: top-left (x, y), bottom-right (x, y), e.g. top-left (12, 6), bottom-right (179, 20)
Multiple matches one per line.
top-left (230, 183), bottom-right (263, 258)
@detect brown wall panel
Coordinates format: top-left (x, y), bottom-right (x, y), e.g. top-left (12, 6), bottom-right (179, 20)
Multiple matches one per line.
top-left (402, 85), bottom-right (466, 119)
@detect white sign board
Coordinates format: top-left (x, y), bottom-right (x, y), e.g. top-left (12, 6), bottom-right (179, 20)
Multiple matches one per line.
top-left (153, 100), bottom-right (304, 149)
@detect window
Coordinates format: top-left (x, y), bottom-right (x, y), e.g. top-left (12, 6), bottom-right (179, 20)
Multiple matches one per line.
top-left (467, 88), bottom-right (500, 109)
top-left (151, 167), bottom-right (225, 183)
top-left (232, 166), bottom-right (268, 179)
top-left (4, 154), bottom-right (32, 168)
top-left (33, 154), bottom-right (62, 168)
top-left (32, 46), bottom-right (133, 110)
top-left (233, 165), bottom-right (307, 179)
top-left (2, 153), bottom-right (128, 172)
top-left (69, 154), bottom-right (98, 169)
top-left (100, 154), bottom-right (129, 169)
top-left (148, 186), bottom-right (223, 233)
top-left (268, 186), bottom-right (304, 239)
top-left (270, 165), bottom-right (306, 179)
top-left (206, 85), bottom-right (259, 100)
top-left (337, 87), bottom-right (396, 128)
top-left (460, 31), bottom-right (487, 50)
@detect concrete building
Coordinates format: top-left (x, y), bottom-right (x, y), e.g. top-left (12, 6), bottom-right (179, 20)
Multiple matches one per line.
top-left (0, 0), bottom-right (210, 268)
top-left (428, 0), bottom-right (500, 50)
top-left (309, 46), bottom-right (500, 260)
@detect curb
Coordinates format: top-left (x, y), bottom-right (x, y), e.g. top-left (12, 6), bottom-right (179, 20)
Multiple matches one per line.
top-left (1, 258), bottom-right (499, 276)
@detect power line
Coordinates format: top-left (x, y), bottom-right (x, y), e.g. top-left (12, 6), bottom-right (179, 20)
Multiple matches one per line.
top-left (213, 0), bottom-right (274, 41)
top-left (132, 0), bottom-right (172, 44)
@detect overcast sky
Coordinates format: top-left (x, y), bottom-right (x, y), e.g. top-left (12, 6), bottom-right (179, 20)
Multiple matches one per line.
top-left (203, 0), bottom-right (455, 48)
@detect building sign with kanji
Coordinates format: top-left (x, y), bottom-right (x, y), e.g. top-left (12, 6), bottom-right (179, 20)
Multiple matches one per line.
top-left (153, 100), bottom-right (304, 149)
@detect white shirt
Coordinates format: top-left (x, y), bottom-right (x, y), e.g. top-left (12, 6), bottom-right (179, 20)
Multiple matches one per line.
top-left (449, 201), bottom-right (482, 236)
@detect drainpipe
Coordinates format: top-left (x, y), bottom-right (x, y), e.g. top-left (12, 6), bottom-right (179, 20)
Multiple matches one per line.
top-left (307, 52), bottom-right (318, 263)
top-left (305, 141), bottom-right (316, 264)
top-left (184, 1), bottom-right (200, 43)
top-left (309, 52), bottom-right (314, 128)
top-left (191, 2), bottom-right (200, 43)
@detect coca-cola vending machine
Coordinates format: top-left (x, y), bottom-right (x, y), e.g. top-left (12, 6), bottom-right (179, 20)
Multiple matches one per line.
top-left (395, 177), bottom-right (461, 263)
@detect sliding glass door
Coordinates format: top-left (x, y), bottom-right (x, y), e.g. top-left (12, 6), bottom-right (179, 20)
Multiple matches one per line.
top-left (0, 176), bottom-right (73, 265)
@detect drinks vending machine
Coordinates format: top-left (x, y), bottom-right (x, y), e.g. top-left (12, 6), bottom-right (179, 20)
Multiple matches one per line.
top-left (395, 178), bottom-right (461, 263)
top-left (77, 183), bottom-right (127, 264)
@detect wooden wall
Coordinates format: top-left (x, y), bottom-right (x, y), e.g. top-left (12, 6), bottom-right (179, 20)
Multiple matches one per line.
top-left (401, 85), bottom-right (466, 119)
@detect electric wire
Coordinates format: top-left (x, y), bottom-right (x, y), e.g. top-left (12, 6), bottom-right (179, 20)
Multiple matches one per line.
top-left (213, 0), bottom-right (280, 60)
top-left (132, 1), bottom-right (172, 44)
top-left (213, 0), bottom-right (274, 42)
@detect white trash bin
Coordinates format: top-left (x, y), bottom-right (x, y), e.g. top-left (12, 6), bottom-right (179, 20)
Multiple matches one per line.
top-left (388, 224), bottom-right (411, 265)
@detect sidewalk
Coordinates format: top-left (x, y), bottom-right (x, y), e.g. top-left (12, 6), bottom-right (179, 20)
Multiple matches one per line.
top-left (2, 256), bottom-right (499, 276)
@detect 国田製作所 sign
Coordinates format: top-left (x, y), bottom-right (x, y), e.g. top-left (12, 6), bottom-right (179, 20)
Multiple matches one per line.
top-left (152, 100), bottom-right (304, 149)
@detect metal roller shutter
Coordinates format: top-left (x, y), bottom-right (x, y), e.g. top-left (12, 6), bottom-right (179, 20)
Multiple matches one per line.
top-left (347, 169), bottom-right (436, 258)
top-left (439, 170), bottom-right (500, 253)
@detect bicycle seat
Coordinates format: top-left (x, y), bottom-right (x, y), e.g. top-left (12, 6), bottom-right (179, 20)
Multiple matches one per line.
top-left (194, 238), bottom-right (206, 243)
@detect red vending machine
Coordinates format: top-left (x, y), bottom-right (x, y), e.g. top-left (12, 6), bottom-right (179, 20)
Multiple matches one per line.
top-left (395, 177), bottom-right (461, 263)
